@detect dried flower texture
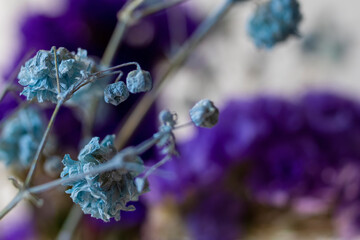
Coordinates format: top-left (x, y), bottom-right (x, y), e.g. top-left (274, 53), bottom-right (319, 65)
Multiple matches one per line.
top-left (61, 135), bottom-right (147, 222)
top-left (247, 0), bottom-right (302, 48)
top-left (18, 48), bottom-right (94, 103)
top-left (0, 107), bottom-right (44, 167)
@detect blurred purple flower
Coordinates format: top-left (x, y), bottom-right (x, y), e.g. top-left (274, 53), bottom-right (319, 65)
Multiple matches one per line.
top-left (186, 189), bottom-right (244, 240)
top-left (148, 91), bottom-right (360, 236)
top-left (247, 137), bottom-right (321, 206)
top-left (335, 203), bottom-right (360, 240)
top-left (301, 92), bottom-right (356, 135)
top-left (0, 211), bottom-right (36, 240)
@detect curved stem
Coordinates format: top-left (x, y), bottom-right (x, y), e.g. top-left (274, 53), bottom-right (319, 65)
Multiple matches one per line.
top-left (142, 155), bottom-right (171, 179)
top-left (115, 0), bottom-right (236, 150)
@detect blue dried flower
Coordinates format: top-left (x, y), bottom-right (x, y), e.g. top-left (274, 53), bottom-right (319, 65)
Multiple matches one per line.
top-left (61, 135), bottom-right (148, 222)
top-left (126, 69), bottom-right (152, 94)
top-left (247, 0), bottom-right (302, 48)
top-left (189, 99), bottom-right (219, 128)
top-left (18, 47), bottom-right (94, 103)
top-left (0, 107), bottom-right (44, 167)
top-left (104, 81), bottom-right (130, 106)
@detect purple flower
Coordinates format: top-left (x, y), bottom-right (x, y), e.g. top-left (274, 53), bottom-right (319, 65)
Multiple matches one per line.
top-left (216, 97), bottom-right (303, 161)
top-left (186, 189), bottom-right (244, 240)
top-left (247, 137), bottom-right (322, 206)
top-left (301, 92), bottom-right (356, 135)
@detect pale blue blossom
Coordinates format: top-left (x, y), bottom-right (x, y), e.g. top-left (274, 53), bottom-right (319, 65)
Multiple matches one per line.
top-left (61, 135), bottom-right (148, 222)
top-left (0, 107), bottom-right (44, 167)
top-left (18, 47), bottom-right (95, 103)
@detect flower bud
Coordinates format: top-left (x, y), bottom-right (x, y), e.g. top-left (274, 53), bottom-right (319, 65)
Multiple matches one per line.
top-left (189, 99), bottom-right (219, 128)
top-left (126, 69), bottom-right (152, 93)
top-left (159, 110), bottom-right (177, 127)
top-left (104, 81), bottom-right (129, 106)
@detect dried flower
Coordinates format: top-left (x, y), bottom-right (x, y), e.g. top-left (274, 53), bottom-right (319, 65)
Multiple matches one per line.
top-left (126, 69), bottom-right (152, 94)
top-left (0, 107), bottom-right (44, 167)
top-left (247, 0), bottom-right (302, 48)
top-left (189, 99), bottom-right (219, 128)
top-left (18, 47), bottom-right (94, 103)
top-left (104, 81), bottom-right (130, 106)
top-left (61, 135), bottom-right (147, 222)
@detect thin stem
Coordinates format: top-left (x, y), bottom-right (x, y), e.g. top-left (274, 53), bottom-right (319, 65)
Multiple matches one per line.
top-left (135, 134), bottom-right (161, 155)
top-left (142, 155), bottom-right (171, 179)
top-left (94, 62), bottom-right (140, 79)
top-left (53, 46), bottom-right (61, 95)
top-left (173, 121), bottom-right (193, 130)
top-left (0, 86), bottom-right (10, 103)
top-left (133, 0), bottom-right (187, 21)
top-left (24, 101), bottom-right (63, 187)
top-left (56, 205), bottom-right (83, 240)
top-left (0, 192), bottom-right (24, 220)
top-left (101, 0), bottom-right (144, 67)
top-left (28, 160), bottom-right (118, 194)
top-left (115, 0), bottom-right (236, 150)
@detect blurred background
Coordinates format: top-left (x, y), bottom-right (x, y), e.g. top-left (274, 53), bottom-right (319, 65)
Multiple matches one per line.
top-left (1, 0), bottom-right (360, 239)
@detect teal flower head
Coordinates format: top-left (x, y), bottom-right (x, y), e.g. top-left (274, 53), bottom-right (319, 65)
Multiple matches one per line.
top-left (0, 107), bottom-right (45, 167)
top-left (18, 47), bottom-right (95, 103)
top-left (247, 0), bottom-right (302, 48)
top-left (61, 135), bottom-right (148, 222)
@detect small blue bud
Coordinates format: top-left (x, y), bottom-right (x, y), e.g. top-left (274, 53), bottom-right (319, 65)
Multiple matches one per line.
top-left (126, 69), bottom-right (152, 94)
top-left (189, 99), bottom-right (219, 128)
top-left (104, 81), bottom-right (130, 106)
top-left (159, 110), bottom-right (177, 127)
top-left (135, 178), bottom-right (145, 193)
